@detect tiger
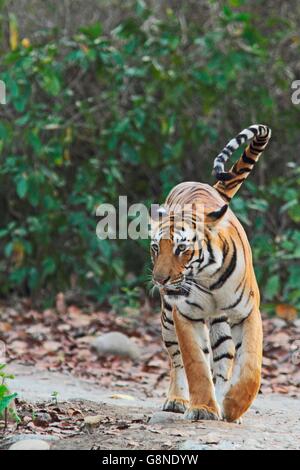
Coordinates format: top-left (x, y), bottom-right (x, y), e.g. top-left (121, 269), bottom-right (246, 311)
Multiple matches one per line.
top-left (150, 124), bottom-right (271, 422)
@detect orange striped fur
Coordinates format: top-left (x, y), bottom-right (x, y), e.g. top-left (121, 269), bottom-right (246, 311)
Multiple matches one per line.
top-left (151, 124), bottom-right (271, 422)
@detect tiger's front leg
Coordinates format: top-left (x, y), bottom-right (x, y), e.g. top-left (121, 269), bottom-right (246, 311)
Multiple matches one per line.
top-left (161, 302), bottom-right (189, 413)
top-left (173, 307), bottom-right (221, 421)
top-left (209, 316), bottom-right (235, 417)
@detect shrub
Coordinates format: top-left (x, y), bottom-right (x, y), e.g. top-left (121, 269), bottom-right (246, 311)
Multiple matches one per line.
top-left (0, 2), bottom-right (299, 310)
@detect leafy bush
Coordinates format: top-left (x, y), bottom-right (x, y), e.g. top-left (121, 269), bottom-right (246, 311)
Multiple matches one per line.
top-left (0, 363), bottom-right (19, 425)
top-left (0, 1), bottom-right (299, 310)
top-left (232, 166), bottom-right (300, 311)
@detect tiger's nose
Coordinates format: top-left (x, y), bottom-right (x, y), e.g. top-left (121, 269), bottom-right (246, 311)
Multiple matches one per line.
top-left (153, 274), bottom-right (170, 285)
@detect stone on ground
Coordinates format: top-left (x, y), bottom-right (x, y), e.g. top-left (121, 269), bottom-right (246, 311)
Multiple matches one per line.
top-left (91, 332), bottom-right (140, 360)
top-left (9, 439), bottom-right (50, 450)
top-left (148, 411), bottom-right (183, 425)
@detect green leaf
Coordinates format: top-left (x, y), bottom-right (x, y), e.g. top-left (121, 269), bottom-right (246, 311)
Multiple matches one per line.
top-left (289, 204), bottom-right (300, 223)
top-left (80, 22), bottom-right (102, 39)
top-left (0, 393), bottom-right (17, 414)
top-left (41, 70), bottom-right (61, 96)
top-left (16, 176), bottom-right (28, 198)
top-left (265, 275), bottom-right (280, 300)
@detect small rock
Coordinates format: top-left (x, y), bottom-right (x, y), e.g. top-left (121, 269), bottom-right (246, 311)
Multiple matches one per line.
top-left (1, 434), bottom-right (58, 451)
top-left (91, 332), bottom-right (140, 360)
top-left (272, 318), bottom-right (286, 329)
top-left (109, 393), bottom-right (135, 401)
top-left (203, 433), bottom-right (220, 444)
top-left (9, 439), bottom-right (50, 450)
top-left (43, 340), bottom-right (61, 353)
top-left (179, 440), bottom-right (209, 450)
top-left (84, 415), bottom-right (102, 428)
top-left (148, 411), bottom-right (183, 425)
top-left (33, 411), bottom-right (52, 428)
top-left (293, 319), bottom-right (300, 328)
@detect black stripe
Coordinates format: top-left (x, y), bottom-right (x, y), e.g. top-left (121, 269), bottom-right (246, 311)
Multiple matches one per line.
top-left (161, 316), bottom-right (171, 330)
top-left (212, 335), bottom-right (232, 350)
top-left (231, 308), bottom-right (253, 327)
top-left (164, 341), bottom-right (178, 348)
top-left (232, 223), bottom-right (246, 261)
top-left (225, 177), bottom-right (246, 190)
top-left (248, 149), bottom-right (260, 157)
top-left (235, 275), bottom-right (245, 293)
top-left (215, 373), bottom-right (228, 382)
top-left (163, 300), bottom-right (173, 311)
top-left (212, 235), bottom-right (229, 277)
top-left (215, 171), bottom-right (235, 181)
top-left (186, 300), bottom-right (203, 310)
top-left (213, 353), bottom-right (234, 362)
top-left (171, 350), bottom-right (181, 358)
top-left (222, 148), bottom-right (231, 157)
top-left (242, 152), bottom-right (256, 165)
top-left (211, 316), bottom-right (228, 325)
top-left (210, 238), bottom-right (237, 290)
top-left (185, 279), bottom-right (212, 295)
top-left (237, 167), bottom-right (252, 174)
top-left (237, 133), bottom-right (247, 144)
top-left (235, 342), bottom-right (242, 351)
top-left (221, 286), bottom-right (245, 310)
top-left (206, 235), bottom-right (216, 265)
top-left (162, 311), bottom-right (174, 325)
top-left (178, 311), bottom-right (205, 323)
top-left (248, 126), bottom-right (258, 135)
top-left (215, 189), bottom-right (232, 203)
top-left (250, 143), bottom-right (264, 152)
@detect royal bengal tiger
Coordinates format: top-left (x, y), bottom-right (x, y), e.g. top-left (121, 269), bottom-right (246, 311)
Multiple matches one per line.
top-left (150, 124), bottom-right (271, 422)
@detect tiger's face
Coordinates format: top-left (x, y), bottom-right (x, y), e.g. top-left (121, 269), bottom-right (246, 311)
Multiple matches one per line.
top-left (150, 204), bottom-right (228, 294)
top-left (151, 226), bottom-right (201, 294)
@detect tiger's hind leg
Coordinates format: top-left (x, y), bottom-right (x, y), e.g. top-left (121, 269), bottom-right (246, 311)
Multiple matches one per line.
top-left (223, 308), bottom-right (262, 422)
top-left (161, 303), bottom-right (188, 413)
top-left (209, 316), bottom-right (235, 418)
top-left (173, 308), bottom-right (221, 421)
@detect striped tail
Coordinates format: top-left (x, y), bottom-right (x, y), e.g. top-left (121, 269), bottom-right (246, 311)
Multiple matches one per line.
top-left (213, 124), bottom-right (271, 202)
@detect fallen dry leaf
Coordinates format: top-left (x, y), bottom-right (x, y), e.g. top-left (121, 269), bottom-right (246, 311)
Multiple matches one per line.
top-left (275, 304), bottom-right (297, 322)
top-left (109, 394), bottom-right (135, 401)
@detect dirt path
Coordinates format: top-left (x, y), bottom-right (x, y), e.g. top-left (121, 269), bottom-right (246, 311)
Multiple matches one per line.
top-left (1, 363), bottom-right (299, 450)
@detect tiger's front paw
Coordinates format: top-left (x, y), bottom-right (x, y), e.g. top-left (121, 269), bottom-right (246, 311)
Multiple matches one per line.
top-left (162, 397), bottom-right (188, 414)
top-left (184, 405), bottom-right (221, 421)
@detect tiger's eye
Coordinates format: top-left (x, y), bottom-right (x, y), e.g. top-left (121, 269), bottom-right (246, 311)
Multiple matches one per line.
top-left (177, 244), bottom-right (186, 252)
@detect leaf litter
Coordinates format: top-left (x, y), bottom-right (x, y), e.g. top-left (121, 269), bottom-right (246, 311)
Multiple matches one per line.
top-left (0, 298), bottom-right (299, 445)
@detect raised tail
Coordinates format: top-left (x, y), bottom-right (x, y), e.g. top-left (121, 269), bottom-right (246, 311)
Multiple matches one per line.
top-left (213, 124), bottom-right (271, 202)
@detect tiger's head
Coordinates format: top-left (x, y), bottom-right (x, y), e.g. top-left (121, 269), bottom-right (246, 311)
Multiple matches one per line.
top-left (150, 203), bottom-right (228, 294)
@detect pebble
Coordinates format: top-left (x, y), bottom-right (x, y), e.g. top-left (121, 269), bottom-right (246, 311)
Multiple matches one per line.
top-left (272, 318), bottom-right (286, 329)
top-left (293, 319), bottom-right (300, 328)
top-left (91, 332), bottom-right (140, 360)
top-left (33, 411), bottom-right (52, 427)
top-left (84, 415), bottom-right (102, 427)
top-left (9, 439), bottom-right (50, 450)
top-left (148, 411), bottom-right (183, 425)
top-left (179, 440), bottom-right (210, 450)
top-left (1, 433), bottom-right (59, 451)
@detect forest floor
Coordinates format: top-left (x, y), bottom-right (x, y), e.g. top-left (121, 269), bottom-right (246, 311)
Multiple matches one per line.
top-left (0, 299), bottom-right (300, 450)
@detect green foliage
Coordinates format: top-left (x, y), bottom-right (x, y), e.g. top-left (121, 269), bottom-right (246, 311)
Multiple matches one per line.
top-left (231, 167), bottom-right (300, 310)
top-left (0, 1), bottom-right (299, 310)
top-left (0, 363), bottom-right (20, 423)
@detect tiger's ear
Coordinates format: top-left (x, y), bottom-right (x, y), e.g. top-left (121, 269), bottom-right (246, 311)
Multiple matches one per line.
top-left (205, 204), bottom-right (228, 226)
